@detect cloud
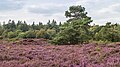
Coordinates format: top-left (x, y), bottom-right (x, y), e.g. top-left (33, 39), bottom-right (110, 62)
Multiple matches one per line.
top-left (26, 0), bottom-right (77, 15)
top-left (0, 0), bottom-right (24, 11)
top-left (0, 0), bottom-right (120, 25)
top-left (29, 0), bottom-right (76, 4)
top-left (27, 5), bottom-right (66, 16)
top-left (98, 4), bottom-right (120, 14)
top-left (0, 0), bottom-right (76, 22)
top-left (76, 0), bottom-right (120, 25)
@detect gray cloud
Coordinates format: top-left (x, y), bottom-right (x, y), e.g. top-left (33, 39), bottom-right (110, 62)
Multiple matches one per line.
top-left (0, 0), bottom-right (24, 11)
top-left (27, 6), bottom-right (67, 15)
top-left (0, 0), bottom-right (120, 24)
top-left (76, 0), bottom-right (120, 24)
top-left (24, 0), bottom-right (76, 4)
top-left (26, 0), bottom-right (76, 15)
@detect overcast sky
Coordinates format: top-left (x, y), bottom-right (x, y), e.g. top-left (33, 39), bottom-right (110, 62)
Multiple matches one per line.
top-left (0, 0), bottom-right (120, 25)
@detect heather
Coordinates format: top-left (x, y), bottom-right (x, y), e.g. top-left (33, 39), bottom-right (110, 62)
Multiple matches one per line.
top-left (0, 39), bottom-right (120, 67)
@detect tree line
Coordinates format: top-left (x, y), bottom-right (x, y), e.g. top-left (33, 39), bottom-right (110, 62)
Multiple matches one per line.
top-left (0, 19), bottom-right (60, 39)
top-left (0, 5), bottom-right (120, 45)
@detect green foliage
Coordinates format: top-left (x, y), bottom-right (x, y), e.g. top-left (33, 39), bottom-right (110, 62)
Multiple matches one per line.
top-left (18, 32), bottom-right (26, 38)
top-left (36, 29), bottom-right (56, 39)
top-left (0, 36), bottom-right (3, 39)
top-left (52, 5), bottom-right (92, 45)
top-left (95, 47), bottom-right (101, 51)
top-left (25, 30), bottom-right (36, 38)
top-left (3, 20), bottom-right (16, 31)
top-left (89, 40), bottom-right (111, 45)
top-left (15, 30), bottom-right (22, 34)
top-left (17, 21), bottom-right (29, 32)
top-left (94, 23), bottom-right (120, 42)
top-left (65, 5), bottom-right (91, 23)
top-left (51, 35), bottom-right (68, 45)
top-left (46, 29), bottom-right (56, 39)
top-left (7, 38), bottom-right (19, 42)
top-left (36, 29), bottom-right (47, 38)
top-left (0, 29), bottom-right (4, 36)
top-left (7, 32), bottom-right (17, 38)
top-left (2, 30), bottom-right (9, 38)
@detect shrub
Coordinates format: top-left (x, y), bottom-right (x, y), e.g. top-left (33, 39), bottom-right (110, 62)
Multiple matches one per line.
top-left (51, 35), bottom-right (68, 45)
top-left (36, 29), bottom-right (50, 39)
top-left (46, 29), bottom-right (56, 39)
top-left (89, 40), bottom-right (110, 45)
top-left (94, 27), bottom-right (120, 42)
top-left (0, 29), bottom-right (4, 36)
top-left (2, 30), bottom-right (9, 38)
top-left (7, 38), bottom-right (19, 42)
top-left (18, 32), bottom-right (26, 38)
top-left (0, 36), bottom-right (3, 39)
top-left (15, 30), bottom-right (22, 35)
top-left (25, 30), bottom-right (36, 38)
top-left (7, 32), bottom-right (17, 38)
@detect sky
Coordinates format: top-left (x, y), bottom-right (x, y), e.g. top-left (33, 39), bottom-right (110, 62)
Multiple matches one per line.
top-left (0, 0), bottom-right (120, 25)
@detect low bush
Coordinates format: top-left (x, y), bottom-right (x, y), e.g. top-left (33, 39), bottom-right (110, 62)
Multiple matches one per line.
top-left (0, 36), bottom-right (3, 39)
top-left (7, 32), bottom-right (17, 38)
